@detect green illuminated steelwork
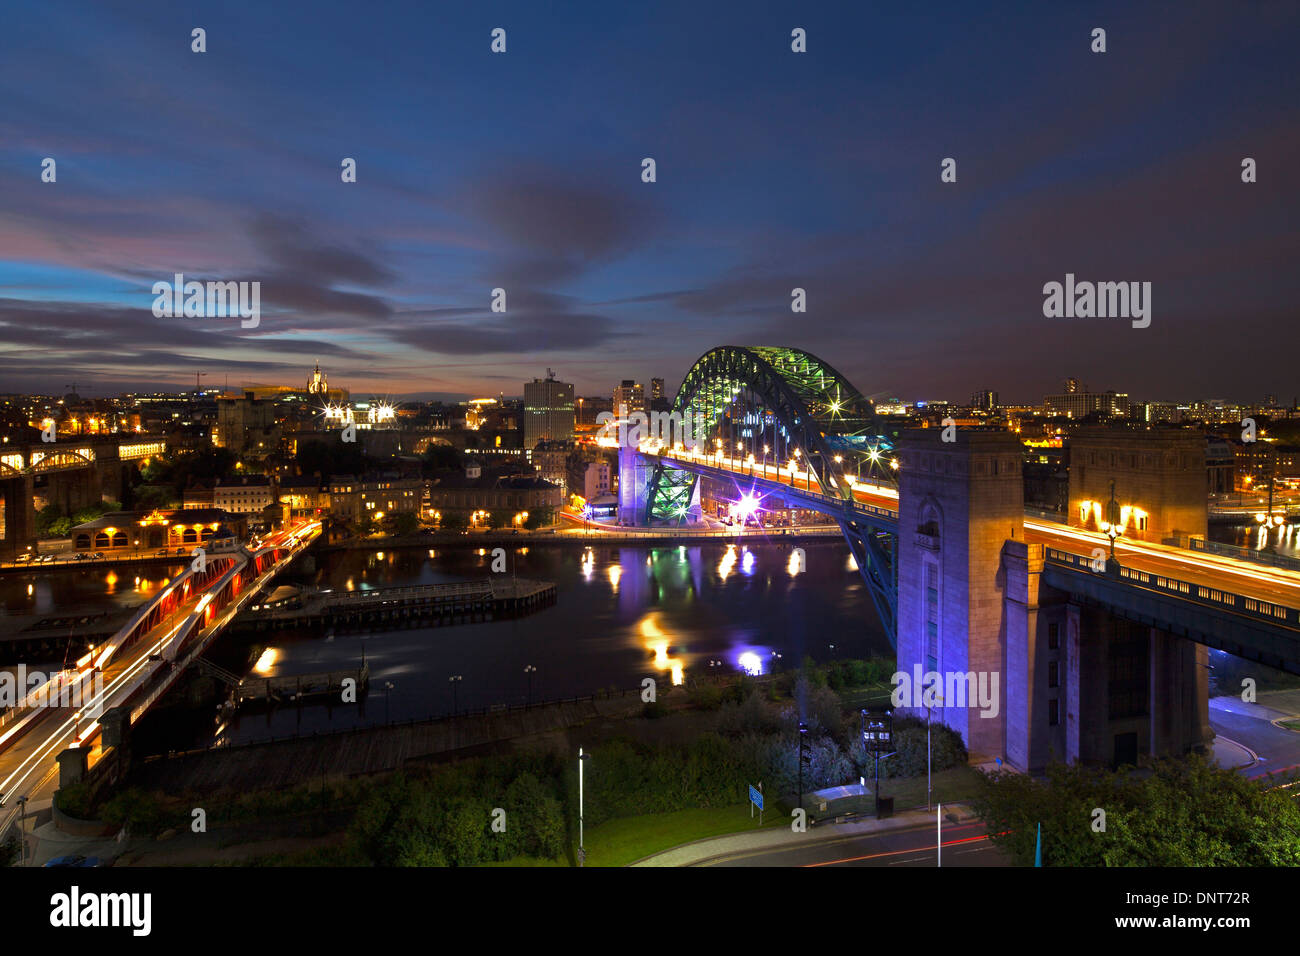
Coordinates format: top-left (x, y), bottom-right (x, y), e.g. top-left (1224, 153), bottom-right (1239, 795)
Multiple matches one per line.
top-left (644, 345), bottom-right (900, 643)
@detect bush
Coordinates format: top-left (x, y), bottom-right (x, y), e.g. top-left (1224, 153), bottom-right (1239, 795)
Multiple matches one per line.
top-left (882, 721), bottom-right (968, 779)
top-left (101, 788), bottom-right (166, 836)
top-left (974, 756), bottom-right (1300, 867)
top-left (54, 783), bottom-right (94, 819)
top-left (715, 691), bottom-right (783, 737)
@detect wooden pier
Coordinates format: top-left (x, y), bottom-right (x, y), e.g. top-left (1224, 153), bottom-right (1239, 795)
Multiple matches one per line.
top-left (234, 578), bottom-right (557, 633)
top-left (235, 661), bottom-right (369, 704)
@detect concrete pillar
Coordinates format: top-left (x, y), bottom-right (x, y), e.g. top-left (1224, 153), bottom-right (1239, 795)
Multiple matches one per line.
top-left (56, 747), bottom-right (89, 789)
top-left (896, 429), bottom-right (1025, 763)
top-left (1003, 540), bottom-right (1046, 771)
top-left (1065, 604), bottom-right (1113, 765)
top-left (1149, 629), bottom-right (1213, 757)
top-left (1, 475), bottom-right (36, 560)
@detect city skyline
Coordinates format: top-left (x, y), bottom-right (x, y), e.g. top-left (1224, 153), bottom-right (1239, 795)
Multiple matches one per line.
top-left (1, 1), bottom-right (1297, 401)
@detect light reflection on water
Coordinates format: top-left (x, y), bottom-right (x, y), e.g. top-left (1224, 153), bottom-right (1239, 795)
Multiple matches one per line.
top-left (201, 540), bottom-right (881, 744)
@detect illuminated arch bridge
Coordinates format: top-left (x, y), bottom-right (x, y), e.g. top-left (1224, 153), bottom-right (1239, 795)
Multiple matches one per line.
top-left (637, 346), bottom-right (902, 641)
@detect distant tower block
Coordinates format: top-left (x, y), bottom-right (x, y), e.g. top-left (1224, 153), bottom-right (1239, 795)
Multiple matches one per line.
top-left (896, 428), bottom-right (1024, 762)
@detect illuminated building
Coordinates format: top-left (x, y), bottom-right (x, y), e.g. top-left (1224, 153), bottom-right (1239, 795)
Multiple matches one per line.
top-left (523, 370), bottom-right (574, 452)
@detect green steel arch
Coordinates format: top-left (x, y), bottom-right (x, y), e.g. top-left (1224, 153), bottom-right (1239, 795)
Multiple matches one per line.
top-left (643, 346), bottom-right (899, 641)
top-left (646, 346), bottom-right (889, 522)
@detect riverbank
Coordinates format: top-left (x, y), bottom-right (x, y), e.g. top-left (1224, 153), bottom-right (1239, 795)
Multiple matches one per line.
top-left (320, 524), bottom-right (846, 551)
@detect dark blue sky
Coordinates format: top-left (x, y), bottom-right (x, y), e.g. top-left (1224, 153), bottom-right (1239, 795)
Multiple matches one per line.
top-left (1, 0), bottom-right (1296, 402)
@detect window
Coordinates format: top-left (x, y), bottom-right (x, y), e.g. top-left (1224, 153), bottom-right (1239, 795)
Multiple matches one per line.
top-left (1048, 661), bottom-right (1059, 689)
top-left (1047, 621), bottom-right (1059, 651)
top-left (1048, 699), bottom-right (1059, 726)
top-left (924, 561), bottom-right (940, 674)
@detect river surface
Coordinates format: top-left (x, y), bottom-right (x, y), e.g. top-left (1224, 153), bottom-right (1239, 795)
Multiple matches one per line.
top-left (209, 540), bottom-right (883, 744)
top-left (2, 523), bottom-right (1296, 749)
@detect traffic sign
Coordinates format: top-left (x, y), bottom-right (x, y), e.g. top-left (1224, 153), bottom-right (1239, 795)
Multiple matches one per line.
top-left (749, 785), bottom-right (764, 811)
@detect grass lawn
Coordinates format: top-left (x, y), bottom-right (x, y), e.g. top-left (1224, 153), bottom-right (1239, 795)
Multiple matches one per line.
top-left (483, 765), bottom-right (986, 868)
top-left (481, 804), bottom-right (787, 868)
top-left (583, 804), bottom-right (788, 867)
top-left (1279, 718), bottom-right (1300, 732)
top-left (876, 764), bottom-right (984, 811)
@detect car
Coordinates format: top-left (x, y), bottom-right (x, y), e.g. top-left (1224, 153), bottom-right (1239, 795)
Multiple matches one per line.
top-left (93, 552), bottom-right (104, 560)
top-left (176, 548), bottom-right (188, 555)
top-left (14, 553), bottom-right (32, 564)
top-left (40, 554), bottom-right (54, 563)
top-left (43, 855), bottom-right (100, 867)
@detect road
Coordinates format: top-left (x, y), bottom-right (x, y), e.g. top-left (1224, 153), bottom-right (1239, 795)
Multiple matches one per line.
top-left (696, 818), bottom-right (1009, 867)
top-left (0, 522), bottom-right (317, 842)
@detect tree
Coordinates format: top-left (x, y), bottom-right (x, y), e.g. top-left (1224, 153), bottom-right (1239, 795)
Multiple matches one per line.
top-left (389, 512), bottom-right (420, 535)
top-left (440, 509), bottom-right (470, 532)
top-left (973, 755), bottom-right (1300, 867)
top-left (421, 444), bottom-right (462, 476)
top-left (523, 507), bottom-right (554, 530)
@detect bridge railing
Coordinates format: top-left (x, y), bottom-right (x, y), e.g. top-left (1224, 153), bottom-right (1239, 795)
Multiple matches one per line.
top-left (1044, 547), bottom-right (1300, 630)
top-left (1181, 536), bottom-right (1300, 574)
top-left (658, 452), bottom-right (899, 525)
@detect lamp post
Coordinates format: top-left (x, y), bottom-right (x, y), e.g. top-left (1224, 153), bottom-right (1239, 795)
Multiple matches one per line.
top-left (17, 796), bottom-right (27, 866)
top-left (524, 664), bottom-right (536, 705)
top-left (448, 674), bottom-right (462, 714)
top-left (797, 721), bottom-right (809, 810)
top-left (861, 708), bottom-right (894, 816)
top-left (384, 681), bottom-right (394, 723)
top-left (925, 686), bottom-right (944, 812)
top-left (1103, 478), bottom-right (1122, 567)
top-left (578, 747), bottom-right (592, 866)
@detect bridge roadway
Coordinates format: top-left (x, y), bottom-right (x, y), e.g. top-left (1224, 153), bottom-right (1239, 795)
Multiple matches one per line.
top-left (0, 521), bottom-right (319, 832)
top-left (647, 447), bottom-right (1300, 622)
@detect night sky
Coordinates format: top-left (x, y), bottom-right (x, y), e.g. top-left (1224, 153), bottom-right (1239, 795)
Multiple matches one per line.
top-left (1, 1), bottom-right (1297, 402)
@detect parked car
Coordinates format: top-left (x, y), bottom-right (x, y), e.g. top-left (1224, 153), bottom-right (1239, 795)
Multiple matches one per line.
top-left (43, 855), bottom-right (100, 868)
top-left (14, 553), bottom-right (32, 564)
top-left (93, 552), bottom-right (104, 560)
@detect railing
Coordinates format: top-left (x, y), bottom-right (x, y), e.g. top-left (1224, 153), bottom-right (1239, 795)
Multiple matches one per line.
top-left (141, 687), bottom-right (642, 759)
top-left (1044, 547), bottom-right (1300, 629)
top-left (1184, 536), bottom-right (1300, 573)
top-left (657, 452), bottom-right (899, 527)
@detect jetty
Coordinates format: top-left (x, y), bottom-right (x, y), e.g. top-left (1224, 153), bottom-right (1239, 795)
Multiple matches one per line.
top-left (235, 578), bottom-right (556, 632)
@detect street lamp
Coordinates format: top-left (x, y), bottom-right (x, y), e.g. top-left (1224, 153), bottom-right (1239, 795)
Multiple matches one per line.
top-left (524, 664), bottom-right (536, 705)
top-left (1100, 478), bottom-right (1123, 567)
top-left (578, 747), bottom-right (592, 866)
top-left (924, 685), bottom-right (945, 811)
top-left (384, 681), bottom-right (394, 723)
top-left (861, 708), bottom-right (894, 816)
top-left (16, 796), bottom-right (27, 866)
top-left (797, 721), bottom-right (810, 810)
top-left (448, 674), bottom-right (462, 713)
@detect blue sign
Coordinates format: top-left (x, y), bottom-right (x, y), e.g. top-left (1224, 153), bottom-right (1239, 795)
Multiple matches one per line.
top-left (749, 785), bottom-right (764, 811)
